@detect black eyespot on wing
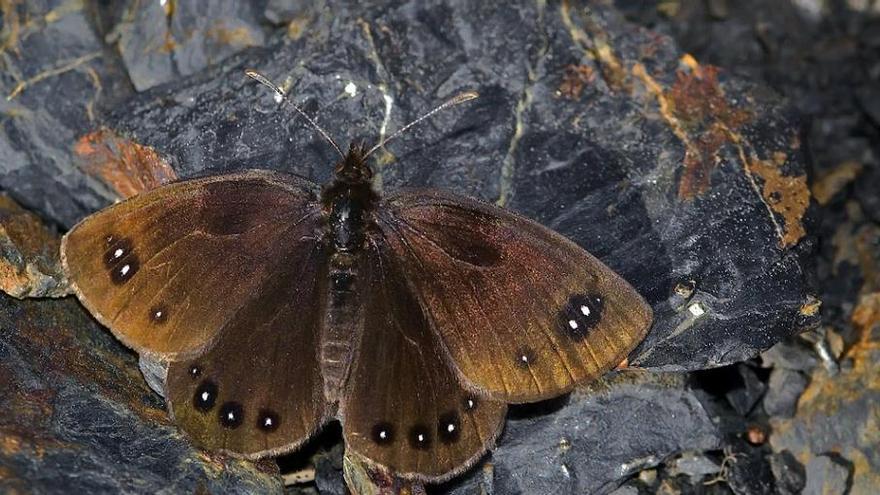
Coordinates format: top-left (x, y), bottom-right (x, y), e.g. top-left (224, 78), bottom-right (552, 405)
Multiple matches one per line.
top-left (193, 380), bottom-right (217, 412)
top-left (515, 346), bottom-right (536, 368)
top-left (463, 395), bottom-right (479, 411)
top-left (371, 422), bottom-right (395, 445)
top-left (189, 365), bottom-right (202, 379)
top-left (150, 305), bottom-right (168, 324)
top-left (218, 402), bottom-right (244, 429)
top-left (109, 256), bottom-right (139, 285)
top-left (257, 410), bottom-right (280, 432)
top-left (558, 293), bottom-right (604, 340)
top-left (408, 424), bottom-right (432, 450)
top-left (437, 411), bottom-right (461, 444)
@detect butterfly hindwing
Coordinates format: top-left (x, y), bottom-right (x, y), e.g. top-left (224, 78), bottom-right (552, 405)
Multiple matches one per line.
top-left (165, 235), bottom-right (329, 458)
top-left (341, 239), bottom-right (507, 482)
top-left (61, 170), bottom-right (323, 358)
top-left (376, 189), bottom-right (653, 403)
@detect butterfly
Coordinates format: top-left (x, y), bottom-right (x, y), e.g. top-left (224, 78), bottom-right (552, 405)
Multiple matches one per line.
top-left (60, 70), bottom-right (653, 483)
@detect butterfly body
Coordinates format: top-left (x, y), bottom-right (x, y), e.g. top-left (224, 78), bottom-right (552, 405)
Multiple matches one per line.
top-left (62, 140), bottom-right (652, 481)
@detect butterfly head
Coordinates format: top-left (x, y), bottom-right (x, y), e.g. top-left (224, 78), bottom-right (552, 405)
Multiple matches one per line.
top-left (334, 143), bottom-right (373, 185)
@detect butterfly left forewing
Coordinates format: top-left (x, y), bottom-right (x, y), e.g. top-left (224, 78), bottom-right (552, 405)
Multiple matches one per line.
top-left (61, 170), bottom-right (323, 358)
top-left (377, 189), bottom-right (653, 403)
top-left (341, 240), bottom-right (506, 482)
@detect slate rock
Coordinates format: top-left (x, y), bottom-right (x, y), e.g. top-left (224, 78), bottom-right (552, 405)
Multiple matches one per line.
top-left (802, 455), bottom-right (851, 495)
top-left (110, 0), bottom-right (268, 91)
top-left (0, 0), bottom-right (130, 227)
top-left (726, 443), bottom-right (775, 495)
top-left (762, 367), bottom-right (808, 418)
top-left (770, 293), bottom-right (880, 494)
top-left (0, 195), bottom-right (69, 298)
top-left (724, 364), bottom-right (768, 416)
top-left (0, 295), bottom-right (282, 494)
top-left (668, 451), bottom-right (722, 479)
top-left (767, 451), bottom-right (806, 495)
top-left (438, 373), bottom-right (722, 495)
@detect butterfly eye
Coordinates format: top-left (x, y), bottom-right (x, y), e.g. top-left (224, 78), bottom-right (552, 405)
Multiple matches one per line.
top-left (408, 424), bottom-right (432, 450)
top-left (371, 422), bottom-right (395, 445)
top-left (193, 380), bottom-right (218, 412)
top-left (218, 402), bottom-right (244, 429)
top-left (558, 293), bottom-right (604, 340)
top-left (257, 410), bottom-right (280, 432)
top-left (437, 412), bottom-right (461, 444)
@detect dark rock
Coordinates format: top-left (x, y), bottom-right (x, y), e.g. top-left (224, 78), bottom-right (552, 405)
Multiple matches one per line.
top-left (110, 0), bottom-right (268, 91)
top-left (0, 0), bottom-right (129, 227)
top-left (668, 451), bottom-right (722, 479)
top-left (760, 338), bottom-right (819, 372)
top-left (724, 364), bottom-right (768, 416)
top-left (802, 455), bottom-right (851, 495)
top-left (767, 451), bottom-right (806, 495)
top-left (442, 373), bottom-right (722, 495)
top-left (0, 295), bottom-right (282, 494)
top-left (726, 444), bottom-right (775, 495)
top-left (770, 294), bottom-right (880, 494)
top-left (0, 195), bottom-right (69, 298)
top-left (762, 367), bottom-right (808, 418)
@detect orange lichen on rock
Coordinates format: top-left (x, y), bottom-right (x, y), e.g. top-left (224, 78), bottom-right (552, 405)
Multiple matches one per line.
top-left (73, 128), bottom-right (178, 199)
top-left (747, 155), bottom-right (810, 249)
top-left (812, 160), bottom-right (863, 205)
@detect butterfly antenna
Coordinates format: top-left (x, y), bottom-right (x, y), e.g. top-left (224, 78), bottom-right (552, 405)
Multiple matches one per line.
top-left (245, 69), bottom-right (345, 159)
top-left (364, 91), bottom-right (479, 159)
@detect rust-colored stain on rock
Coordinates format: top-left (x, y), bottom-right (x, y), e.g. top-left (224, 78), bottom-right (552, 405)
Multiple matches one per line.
top-left (558, 64), bottom-right (596, 100)
top-left (665, 63), bottom-right (751, 199)
top-left (747, 155), bottom-right (810, 249)
top-left (73, 128), bottom-right (178, 199)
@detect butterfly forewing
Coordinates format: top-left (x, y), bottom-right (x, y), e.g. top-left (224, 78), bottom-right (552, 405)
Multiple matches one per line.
top-left (377, 189), bottom-right (653, 403)
top-left (61, 170), bottom-right (322, 358)
top-left (341, 240), bottom-right (507, 481)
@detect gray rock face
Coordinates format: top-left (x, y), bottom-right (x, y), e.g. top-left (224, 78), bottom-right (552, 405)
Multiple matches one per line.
top-left (442, 374), bottom-right (722, 494)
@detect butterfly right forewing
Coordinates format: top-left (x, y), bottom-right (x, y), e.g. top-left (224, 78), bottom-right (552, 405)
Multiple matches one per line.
top-left (376, 189), bottom-right (653, 403)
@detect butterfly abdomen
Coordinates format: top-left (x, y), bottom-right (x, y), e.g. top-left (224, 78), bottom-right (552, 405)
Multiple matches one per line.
top-left (320, 174), bottom-right (376, 403)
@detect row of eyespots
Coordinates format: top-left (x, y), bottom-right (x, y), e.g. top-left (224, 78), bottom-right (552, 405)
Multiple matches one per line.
top-left (370, 396), bottom-right (479, 449)
top-left (189, 366), bottom-right (280, 432)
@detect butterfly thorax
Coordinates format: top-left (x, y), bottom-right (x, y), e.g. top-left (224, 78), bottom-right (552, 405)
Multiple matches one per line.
top-left (320, 143), bottom-right (378, 403)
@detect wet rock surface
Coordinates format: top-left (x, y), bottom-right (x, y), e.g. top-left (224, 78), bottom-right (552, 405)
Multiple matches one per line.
top-left (3, 0), bottom-right (872, 493)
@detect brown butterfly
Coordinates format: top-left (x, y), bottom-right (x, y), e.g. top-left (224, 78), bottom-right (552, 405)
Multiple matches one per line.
top-left (60, 70), bottom-right (653, 483)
